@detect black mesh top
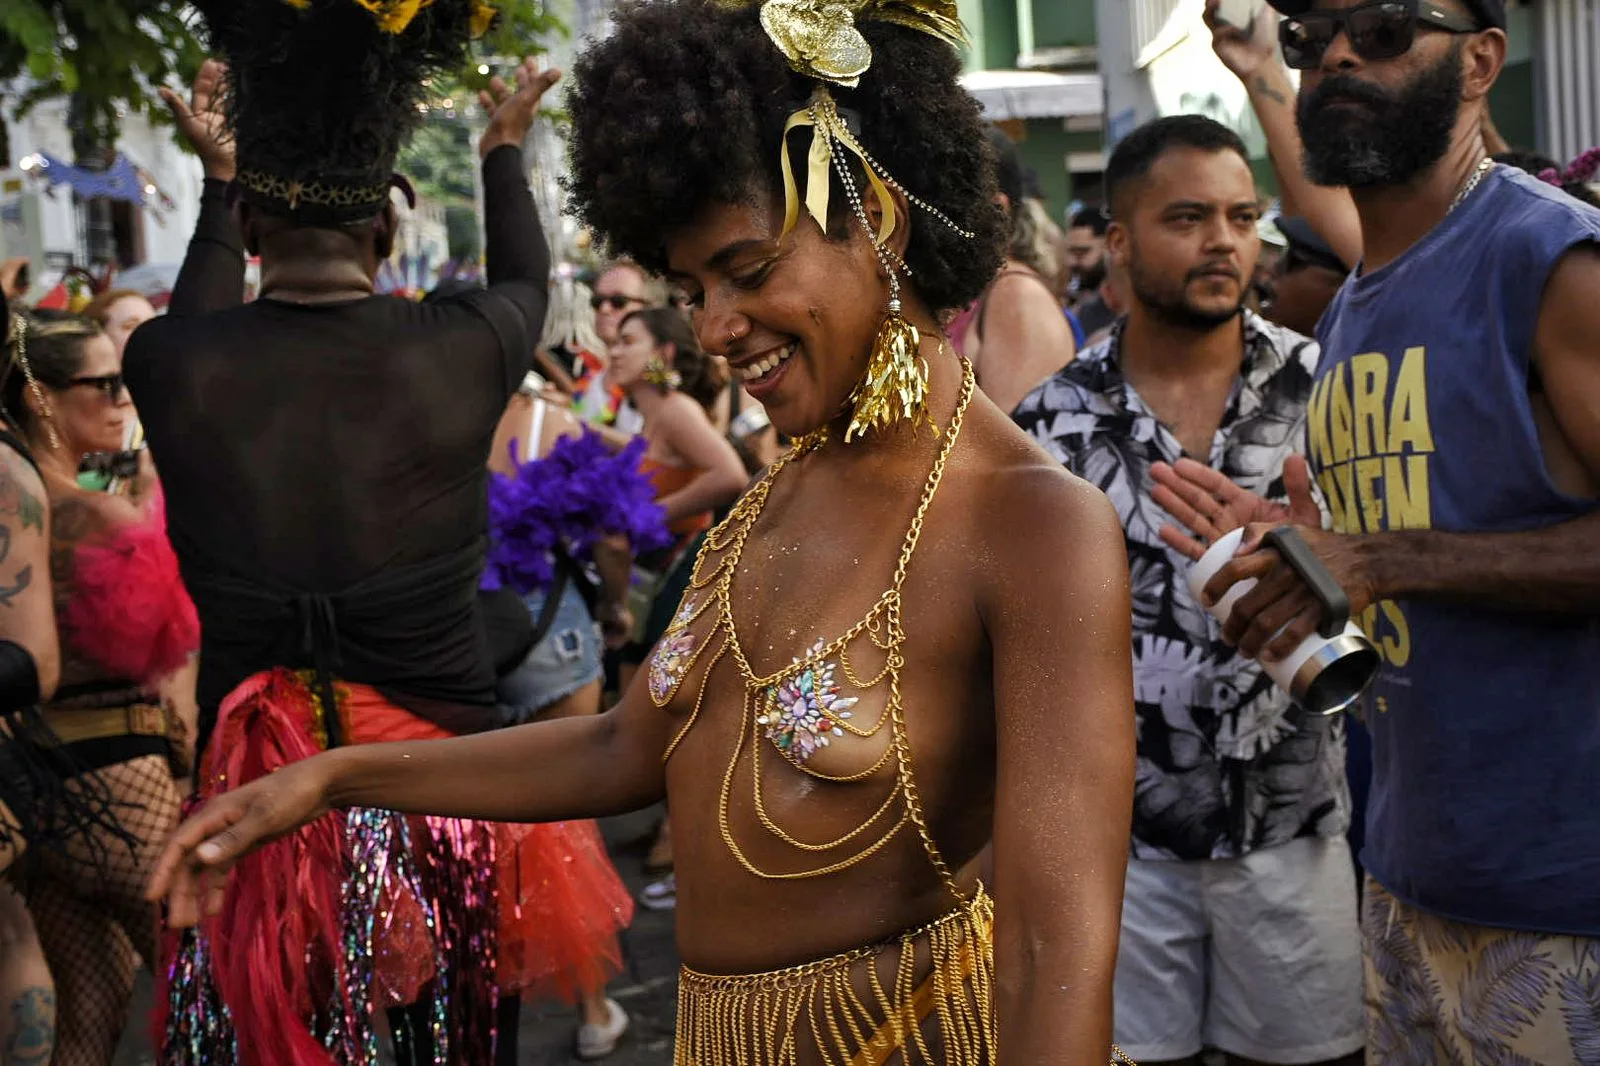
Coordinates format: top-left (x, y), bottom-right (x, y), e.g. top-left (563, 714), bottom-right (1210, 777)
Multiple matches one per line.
top-left (126, 145), bottom-right (548, 754)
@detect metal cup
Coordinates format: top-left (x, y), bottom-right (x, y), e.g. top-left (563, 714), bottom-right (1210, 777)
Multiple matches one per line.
top-left (1187, 528), bottom-right (1380, 715)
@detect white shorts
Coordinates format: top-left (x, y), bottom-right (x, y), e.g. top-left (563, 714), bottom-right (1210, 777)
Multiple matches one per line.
top-left (1113, 835), bottom-right (1365, 1063)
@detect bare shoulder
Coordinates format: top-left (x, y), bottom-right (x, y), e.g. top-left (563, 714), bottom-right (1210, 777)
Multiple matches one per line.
top-left (49, 482), bottom-right (139, 546)
top-left (658, 391), bottom-right (716, 433)
top-left (962, 405), bottom-right (1122, 578)
top-left (986, 268), bottom-right (1067, 321)
top-left (1539, 240), bottom-right (1600, 331)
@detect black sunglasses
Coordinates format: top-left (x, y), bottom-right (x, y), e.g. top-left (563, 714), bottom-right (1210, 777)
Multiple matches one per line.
top-left (65, 373), bottom-right (127, 400)
top-left (1279, 0), bottom-right (1481, 71)
top-left (589, 294), bottom-right (644, 312)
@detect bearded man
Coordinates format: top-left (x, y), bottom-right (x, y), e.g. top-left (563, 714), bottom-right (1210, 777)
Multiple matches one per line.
top-left (1155, 3), bottom-right (1600, 1060)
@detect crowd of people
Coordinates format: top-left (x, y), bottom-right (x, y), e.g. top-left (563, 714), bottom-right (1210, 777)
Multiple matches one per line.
top-left (0, 0), bottom-right (1594, 1063)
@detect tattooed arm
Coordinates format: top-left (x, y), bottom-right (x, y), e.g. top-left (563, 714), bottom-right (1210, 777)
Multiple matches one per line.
top-left (0, 445), bottom-right (56, 703)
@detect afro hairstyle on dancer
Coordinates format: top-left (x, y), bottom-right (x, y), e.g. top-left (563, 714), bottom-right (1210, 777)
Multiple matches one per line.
top-left (191, 0), bottom-right (486, 225)
top-left (565, 0), bottom-right (1008, 314)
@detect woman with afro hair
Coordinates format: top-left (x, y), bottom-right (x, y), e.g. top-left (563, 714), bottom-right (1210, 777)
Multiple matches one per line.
top-left (152, 1), bottom-right (1138, 1062)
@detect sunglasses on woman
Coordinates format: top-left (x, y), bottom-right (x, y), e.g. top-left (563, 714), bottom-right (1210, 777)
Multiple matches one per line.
top-left (65, 373), bottom-right (127, 400)
top-left (1279, 0), bottom-right (1482, 71)
top-left (590, 294), bottom-right (644, 312)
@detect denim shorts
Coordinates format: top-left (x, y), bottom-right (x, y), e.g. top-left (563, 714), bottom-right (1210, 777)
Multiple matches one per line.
top-left (492, 581), bottom-right (603, 725)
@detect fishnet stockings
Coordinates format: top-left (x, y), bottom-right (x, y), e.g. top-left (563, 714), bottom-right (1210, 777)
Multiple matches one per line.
top-left (17, 754), bottom-right (181, 1066)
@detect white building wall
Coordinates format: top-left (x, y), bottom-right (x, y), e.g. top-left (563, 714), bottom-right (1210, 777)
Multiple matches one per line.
top-left (1, 86), bottom-right (203, 285)
top-left (1096, 0), bottom-right (1263, 154)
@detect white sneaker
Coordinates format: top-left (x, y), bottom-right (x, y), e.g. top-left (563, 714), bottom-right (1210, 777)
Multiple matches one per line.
top-left (639, 873), bottom-right (677, 911)
top-left (576, 998), bottom-right (629, 1060)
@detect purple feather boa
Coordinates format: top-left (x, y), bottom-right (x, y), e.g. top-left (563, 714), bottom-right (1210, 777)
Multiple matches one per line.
top-left (482, 429), bottom-right (672, 595)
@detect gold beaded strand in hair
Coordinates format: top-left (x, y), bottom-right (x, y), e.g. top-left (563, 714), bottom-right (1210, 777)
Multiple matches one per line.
top-left (5, 314), bottom-right (61, 452)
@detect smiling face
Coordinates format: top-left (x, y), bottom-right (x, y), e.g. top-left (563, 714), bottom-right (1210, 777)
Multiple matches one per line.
top-left (1110, 145), bottom-right (1261, 330)
top-left (665, 194), bottom-right (892, 439)
top-left (44, 332), bottom-right (131, 457)
top-left (98, 295), bottom-right (155, 359)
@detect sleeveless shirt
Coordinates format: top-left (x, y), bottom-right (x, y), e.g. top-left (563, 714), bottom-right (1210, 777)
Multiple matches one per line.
top-left (1310, 166), bottom-right (1600, 934)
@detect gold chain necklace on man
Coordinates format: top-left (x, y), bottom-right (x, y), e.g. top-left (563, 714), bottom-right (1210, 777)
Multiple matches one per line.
top-left (1451, 156), bottom-right (1495, 212)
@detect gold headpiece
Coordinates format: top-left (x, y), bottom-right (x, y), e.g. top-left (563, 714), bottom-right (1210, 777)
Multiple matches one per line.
top-left (738, 0), bottom-right (973, 441)
top-left (742, 0), bottom-right (966, 87)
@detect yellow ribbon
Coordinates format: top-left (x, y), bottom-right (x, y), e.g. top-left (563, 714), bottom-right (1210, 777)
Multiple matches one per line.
top-left (778, 88), bottom-right (897, 244)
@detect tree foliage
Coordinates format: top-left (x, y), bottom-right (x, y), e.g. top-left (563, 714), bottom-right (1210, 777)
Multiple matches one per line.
top-left (0, 0), bottom-right (566, 152)
top-left (0, 2), bottom-right (206, 152)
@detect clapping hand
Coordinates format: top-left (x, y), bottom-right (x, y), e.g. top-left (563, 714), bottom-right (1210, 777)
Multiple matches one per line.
top-left (1151, 454), bottom-right (1320, 562)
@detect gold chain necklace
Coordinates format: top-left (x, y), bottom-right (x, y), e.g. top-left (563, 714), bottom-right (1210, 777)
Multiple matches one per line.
top-left (1451, 157), bottom-right (1495, 212)
top-left (650, 358), bottom-right (977, 897)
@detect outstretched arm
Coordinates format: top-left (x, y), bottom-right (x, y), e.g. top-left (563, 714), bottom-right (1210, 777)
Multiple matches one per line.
top-left (987, 467), bottom-right (1134, 1065)
top-left (149, 667), bottom-right (678, 926)
top-left (161, 60), bottom-right (247, 317)
top-left (472, 59), bottom-right (559, 388)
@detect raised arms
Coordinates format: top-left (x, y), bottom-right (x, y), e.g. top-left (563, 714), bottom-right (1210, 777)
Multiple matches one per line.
top-left (162, 60), bottom-right (248, 318)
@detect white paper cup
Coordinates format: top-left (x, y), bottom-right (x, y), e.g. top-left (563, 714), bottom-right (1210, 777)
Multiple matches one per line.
top-left (1187, 528), bottom-right (1379, 715)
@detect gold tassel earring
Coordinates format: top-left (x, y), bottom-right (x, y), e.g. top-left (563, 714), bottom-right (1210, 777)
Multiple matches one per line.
top-left (775, 85), bottom-right (972, 444)
top-left (846, 270), bottom-right (930, 442)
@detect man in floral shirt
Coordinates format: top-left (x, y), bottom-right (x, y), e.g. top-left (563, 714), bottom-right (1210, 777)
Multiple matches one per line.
top-left (1014, 115), bottom-right (1360, 1066)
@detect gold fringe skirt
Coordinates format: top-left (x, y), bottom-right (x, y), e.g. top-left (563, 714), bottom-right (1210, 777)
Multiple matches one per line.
top-left (674, 886), bottom-right (995, 1066)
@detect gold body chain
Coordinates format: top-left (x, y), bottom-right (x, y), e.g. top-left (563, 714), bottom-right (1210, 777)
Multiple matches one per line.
top-left (647, 357), bottom-right (1135, 1065)
top-left (649, 358), bottom-right (975, 900)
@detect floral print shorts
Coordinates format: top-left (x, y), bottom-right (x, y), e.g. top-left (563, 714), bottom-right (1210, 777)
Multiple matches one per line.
top-left (1364, 877), bottom-right (1600, 1065)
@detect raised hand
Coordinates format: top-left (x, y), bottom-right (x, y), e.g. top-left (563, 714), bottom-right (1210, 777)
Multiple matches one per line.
top-left (1204, 0), bottom-right (1280, 81)
top-left (478, 57), bottom-right (563, 160)
top-left (159, 58), bottom-right (235, 182)
top-left (145, 755), bottom-right (333, 927)
top-left (1152, 454), bottom-right (1319, 561)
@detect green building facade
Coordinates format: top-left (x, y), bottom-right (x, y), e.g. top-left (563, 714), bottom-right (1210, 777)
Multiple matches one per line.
top-left (958, 0), bottom-right (1104, 222)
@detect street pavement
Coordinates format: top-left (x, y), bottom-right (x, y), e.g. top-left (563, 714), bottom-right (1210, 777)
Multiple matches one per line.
top-left (114, 806), bottom-right (680, 1065)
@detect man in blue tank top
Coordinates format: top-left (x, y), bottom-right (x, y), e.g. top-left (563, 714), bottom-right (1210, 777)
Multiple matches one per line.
top-left (1158, 0), bottom-right (1600, 1060)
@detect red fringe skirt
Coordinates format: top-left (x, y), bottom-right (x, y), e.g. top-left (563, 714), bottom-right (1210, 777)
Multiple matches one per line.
top-left (153, 668), bottom-right (633, 1066)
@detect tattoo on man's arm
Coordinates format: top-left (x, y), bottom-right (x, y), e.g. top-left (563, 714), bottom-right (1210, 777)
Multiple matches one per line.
top-left (5, 986), bottom-right (54, 1066)
top-left (1253, 75), bottom-right (1288, 106)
